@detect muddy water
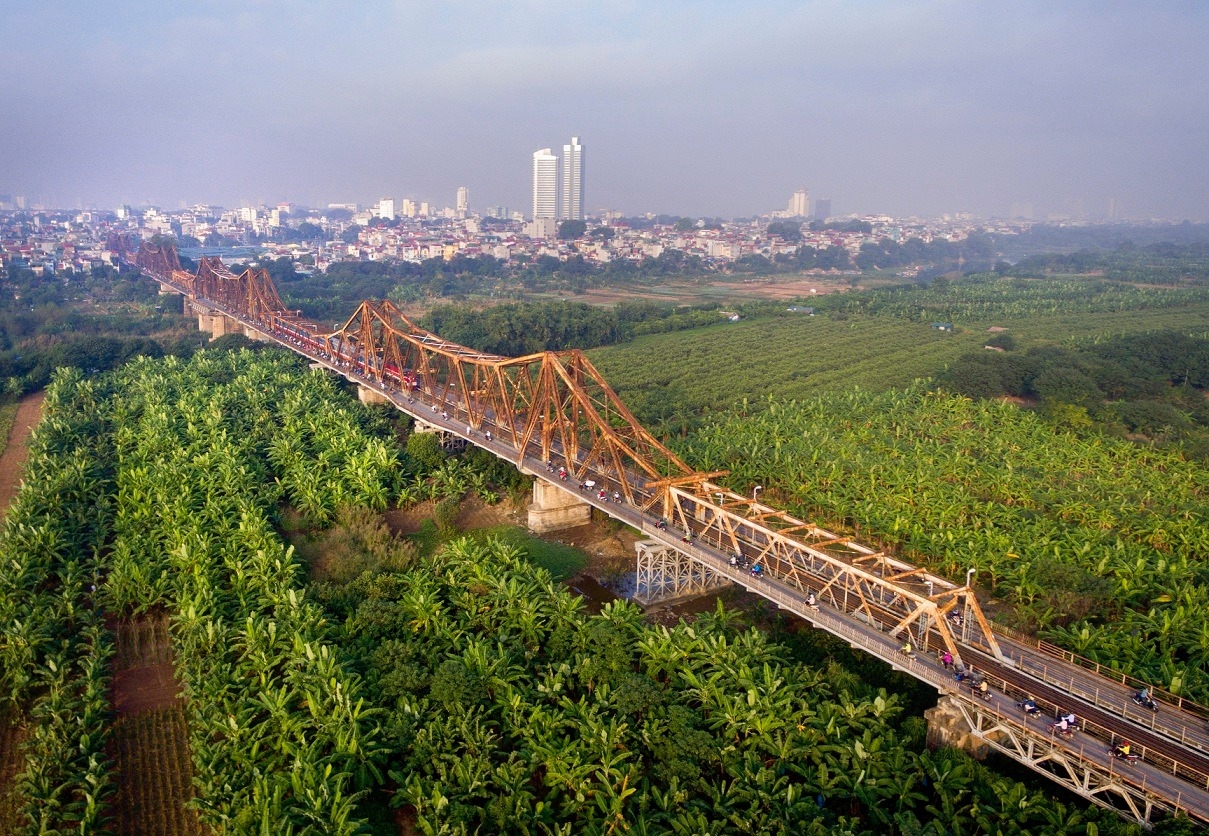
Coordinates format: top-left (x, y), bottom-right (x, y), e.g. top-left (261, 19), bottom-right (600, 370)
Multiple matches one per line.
top-left (564, 573), bottom-right (618, 614)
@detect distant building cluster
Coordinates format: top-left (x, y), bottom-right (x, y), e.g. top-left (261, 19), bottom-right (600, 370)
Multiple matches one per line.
top-left (0, 196), bottom-right (1040, 283)
top-left (1, 135), bottom-right (1103, 282)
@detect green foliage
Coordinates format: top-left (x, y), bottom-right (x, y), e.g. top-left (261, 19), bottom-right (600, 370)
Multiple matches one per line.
top-left (44, 350), bottom-right (390, 832)
top-left (0, 368), bottom-right (116, 834)
top-left (468, 525), bottom-right (588, 580)
top-left (557, 219), bottom-right (587, 240)
top-left (308, 535), bottom-right (1126, 835)
top-left (433, 496), bottom-right (460, 535)
top-left (307, 505), bottom-right (417, 584)
top-left (984, 331), bottom-right (1016, 350)
top-left (939, 330), bottom-right (1209, 452)
top-left (405, 430), bottom-right (446, 471)
top-left (204, 332), bottom-right (260, 352)
top-left (766, 220), bottom-right (803, 242)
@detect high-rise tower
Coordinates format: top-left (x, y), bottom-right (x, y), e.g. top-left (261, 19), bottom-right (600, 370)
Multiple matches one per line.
top-left (788, 188), bottom-right (809, 217)
top-left (561, 136), bottom-right (584, 220)
top-left (456, 186), bottom-right (469, 213)
top-left (532, 148), bottom-right (558, 219)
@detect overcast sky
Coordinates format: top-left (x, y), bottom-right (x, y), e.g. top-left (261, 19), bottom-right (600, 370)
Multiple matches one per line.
top-left (2, 1), bottom-right (1206, 219)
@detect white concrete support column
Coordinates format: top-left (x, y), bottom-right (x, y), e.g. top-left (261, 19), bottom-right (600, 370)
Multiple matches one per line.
top-left (243, 325), bottom-right (268, 342)
top-left (197, 310), bottom-right (230, 337)
top-left (527, 479), bottom-right (592, 533)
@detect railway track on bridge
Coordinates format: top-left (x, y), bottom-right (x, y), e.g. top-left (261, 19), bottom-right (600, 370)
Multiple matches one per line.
top-left (134, 243), bottom-right (1209, 825)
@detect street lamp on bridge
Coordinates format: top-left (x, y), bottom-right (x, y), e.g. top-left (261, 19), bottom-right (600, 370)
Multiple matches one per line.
top-left (753, 485), bottom-right (763, 502)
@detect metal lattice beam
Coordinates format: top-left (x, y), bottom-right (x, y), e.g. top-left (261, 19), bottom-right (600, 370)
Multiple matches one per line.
top-left (656, 480), bottom-right (1002, 668)
top-left (947, 696), bottom-right (1169, 825)
top-left (633, 540), bottom-right (730, 606)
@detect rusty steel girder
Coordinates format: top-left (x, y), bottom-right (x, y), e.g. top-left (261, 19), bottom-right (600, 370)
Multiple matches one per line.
top-left (134, 240), bottom-right (181, 276)
top-left (320, 300), bottom-right (694, 505)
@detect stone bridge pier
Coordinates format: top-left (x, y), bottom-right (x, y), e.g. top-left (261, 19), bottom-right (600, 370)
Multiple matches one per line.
top-left (527, 479), bottom-right (591, 533)
top-left (925, 695), bottom-right (989, 759)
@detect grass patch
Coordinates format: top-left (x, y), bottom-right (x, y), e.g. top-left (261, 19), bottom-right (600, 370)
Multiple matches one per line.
top-left (403, 516), bottom-right (589, 581)
top-left (0, 401), bottom-right (19, 457)
top-left (467, 525), bottom-right (589, 580)
top-left (407, 518), bottom-right (444, 559)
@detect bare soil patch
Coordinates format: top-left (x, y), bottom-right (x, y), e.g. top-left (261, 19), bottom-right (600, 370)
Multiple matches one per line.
top-left (107, 617), bottom-right (201, 835)
top-left (0, 392), bottom-right (46, 518)
top-left (0, 712), bottom-right (26, 832)
top-left (110, 618), bottom-right (180, 715)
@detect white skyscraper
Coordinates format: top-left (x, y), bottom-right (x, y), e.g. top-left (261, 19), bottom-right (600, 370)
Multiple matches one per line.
top-left (532, 148), bottom-right (558, 219)
top-left (788, 188), bottom-right (809, 217)
top-left (561, 136), bottom-right (584, 220)
top-left (377, 197), bottom-right (395, 220)
top-left (456, 186), bottom-right (469, 213)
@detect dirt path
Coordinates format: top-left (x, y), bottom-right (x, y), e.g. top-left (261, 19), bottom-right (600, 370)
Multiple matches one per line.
top-left (0, 392), bottom-right (46, 518)
top-left (107, 617), bottom-right (202, 835)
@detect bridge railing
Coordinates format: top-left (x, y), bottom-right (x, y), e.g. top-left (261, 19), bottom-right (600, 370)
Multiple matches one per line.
top-left (955, 695), bottom-right (1204, 824)
top-left (989, 623), bottom-right (1209, 721)
top-left (961, 657), bottom-right (1209, 798)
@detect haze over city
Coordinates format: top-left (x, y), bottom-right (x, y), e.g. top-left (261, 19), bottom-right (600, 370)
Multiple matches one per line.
top-left (2, 1), bottom-right (1207, 220)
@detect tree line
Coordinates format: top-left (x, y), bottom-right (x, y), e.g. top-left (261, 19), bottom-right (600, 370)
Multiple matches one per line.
top-left (939, 330), bottom-right (1209, 455)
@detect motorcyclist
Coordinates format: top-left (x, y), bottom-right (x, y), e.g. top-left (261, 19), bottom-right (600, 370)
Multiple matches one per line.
top-left (977, 679), bottom-right (989, 698)
top-left (1062, 712), bottom-right (1077, 727)
top-left (1021, 696), bottom-right (1039, 715)
top-left (806, 591), bottom-right (818, 610)
top-left (901, 640), bottom-right (915, 657)
top-left (1114, 740), bottom-right (1132, 758)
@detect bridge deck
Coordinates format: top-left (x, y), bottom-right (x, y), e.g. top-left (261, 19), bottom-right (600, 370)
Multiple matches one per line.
top-left (144, 264), bottom-right (1209, 825)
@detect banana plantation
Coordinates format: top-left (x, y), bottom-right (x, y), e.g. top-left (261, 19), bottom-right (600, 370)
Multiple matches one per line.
top-left (683, 386), bottom-right (1209, 702)
top-left (313, 536), bottom-right (1135, 835)
top-left (0, 348), bottom-right (1193, 833)
top-left (0, 351), bottom-right (395, 833)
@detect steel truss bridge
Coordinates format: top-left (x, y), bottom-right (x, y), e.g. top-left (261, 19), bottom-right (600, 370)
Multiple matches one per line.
top-left (136, 241), bottom-right (1209, 826)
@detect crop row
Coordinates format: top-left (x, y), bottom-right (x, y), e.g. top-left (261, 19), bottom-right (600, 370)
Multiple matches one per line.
top-left (0, 369), bottom-right (115, 834)
top-left (111, 707), bottom-right (201, 836)
top-left (103, 350), bottom-right (386, 832)
top-left (589, 288), bottom-right (1209, 426)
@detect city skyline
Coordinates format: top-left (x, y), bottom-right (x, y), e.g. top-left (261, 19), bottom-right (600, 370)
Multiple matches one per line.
top-left (1, 3), bottom-right (1207, 220)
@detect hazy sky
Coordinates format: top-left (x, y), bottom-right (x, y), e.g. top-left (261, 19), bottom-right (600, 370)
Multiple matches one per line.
top-left (2, 1), bottom-right (1206, 219)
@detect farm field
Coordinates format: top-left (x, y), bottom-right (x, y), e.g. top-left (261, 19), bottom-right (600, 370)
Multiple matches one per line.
top-left (589, 292), bottom-right (1209, 424)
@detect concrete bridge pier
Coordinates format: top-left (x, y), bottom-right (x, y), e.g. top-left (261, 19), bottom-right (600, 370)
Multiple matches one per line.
top-left (357, 384), bottom-right (390, 406)
top-left (925, 695), bottom-right (989, 759)
top-left (197, 310), bottom-right (237, 337)
top-left (527, 479), bottom-right (592, 533)
top-left (243, 325), bottom-right (268, 342)
top-left (158, 281), bottom-right (176, 295)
